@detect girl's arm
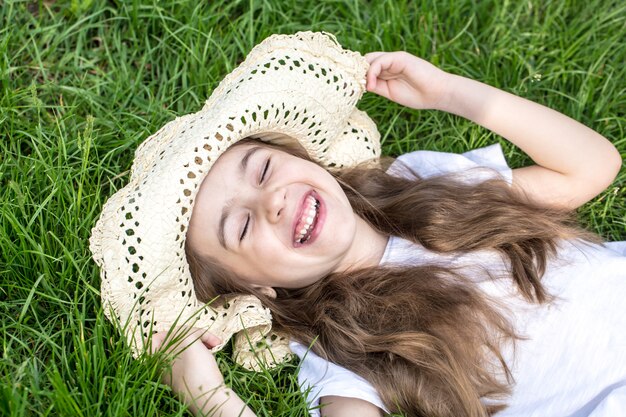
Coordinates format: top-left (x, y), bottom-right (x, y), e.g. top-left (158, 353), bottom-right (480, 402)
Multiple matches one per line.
top-left (152, 328), bottom-right (257, 417)
top-left (320, 396), bottom-right (384, 417)
top-left (154, 333), bottom-right (384, 417)
top-left (366, 52), bottom-right (622, 210)
top-left (440, 74), bottom-right (621, 209)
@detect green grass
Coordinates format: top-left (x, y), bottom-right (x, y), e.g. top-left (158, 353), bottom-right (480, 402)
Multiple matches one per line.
top-left (1, 0), bottom-right (624, 415)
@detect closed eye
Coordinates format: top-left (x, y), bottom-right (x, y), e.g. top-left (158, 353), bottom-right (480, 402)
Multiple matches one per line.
top-left (259, 157), bottom-right (271, 184)
top-left (239, 213), bottom-right (250, 241)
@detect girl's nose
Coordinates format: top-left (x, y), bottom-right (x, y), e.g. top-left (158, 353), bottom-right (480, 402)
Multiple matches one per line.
top-left (261, 187), bottom-right (286, 223)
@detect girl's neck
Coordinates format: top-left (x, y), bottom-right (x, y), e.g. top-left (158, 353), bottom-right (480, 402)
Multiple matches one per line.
top-left (336, 216), bottom-right (389, 273)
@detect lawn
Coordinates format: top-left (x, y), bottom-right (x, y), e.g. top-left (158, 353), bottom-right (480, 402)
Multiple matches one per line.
top-left (1, 0), bottom-right (624, 416)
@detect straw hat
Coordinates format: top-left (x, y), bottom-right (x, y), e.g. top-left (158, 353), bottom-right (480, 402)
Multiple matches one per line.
top-left (89, 31), bottom-right (381, 370)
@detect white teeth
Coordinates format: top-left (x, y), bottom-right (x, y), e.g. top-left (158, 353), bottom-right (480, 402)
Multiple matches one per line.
top-left (294, 195), bottom-right (319, 243)
top-left (299, 218), bottom-right (313, 237)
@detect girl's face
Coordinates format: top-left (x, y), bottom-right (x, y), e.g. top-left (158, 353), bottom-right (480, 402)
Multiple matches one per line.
top-left (187, 142), bottom-right (364, 293)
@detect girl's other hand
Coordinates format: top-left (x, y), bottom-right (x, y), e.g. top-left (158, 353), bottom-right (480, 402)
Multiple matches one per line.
top-left (365, 51), bottom-right (451, 110)
top-left (151, 327), bottom-right (228, 414)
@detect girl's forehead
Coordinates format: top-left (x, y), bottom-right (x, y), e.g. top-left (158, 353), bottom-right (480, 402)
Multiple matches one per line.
top-left (211, 142), bottom-right (259, 174)
top-left (201, 142), bottom-right (279, 199)
top-left (215, 141), bottom-right (272, 168)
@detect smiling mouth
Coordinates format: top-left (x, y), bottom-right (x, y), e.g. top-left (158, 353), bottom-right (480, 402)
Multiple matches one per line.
top-left (293, 194), bottom-right (320, 244)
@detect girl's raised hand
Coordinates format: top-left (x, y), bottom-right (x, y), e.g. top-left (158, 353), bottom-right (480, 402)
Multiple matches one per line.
top-left (365, 52), bottom-right (451, 110)
top-left (366, 52), bottom-right (620, 210)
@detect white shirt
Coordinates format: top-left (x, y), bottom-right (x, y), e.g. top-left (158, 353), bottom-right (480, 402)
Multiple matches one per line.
top-left (291, 145), bottom-right (626, 417)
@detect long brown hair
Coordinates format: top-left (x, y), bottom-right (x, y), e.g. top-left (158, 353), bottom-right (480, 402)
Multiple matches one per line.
top-left (186, 139), bottom-right (592, 416)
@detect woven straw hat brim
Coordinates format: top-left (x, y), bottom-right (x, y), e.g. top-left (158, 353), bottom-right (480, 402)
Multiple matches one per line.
top-left (89, 31), bottom-right (380, 369)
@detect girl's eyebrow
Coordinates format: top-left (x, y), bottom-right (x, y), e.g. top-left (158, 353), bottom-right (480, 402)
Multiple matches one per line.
top-left (240, 146), bottom-right (262, 173)
top-left (217, 146), bottom-right (263, 250)
top-left (218, 205), bottom-right (231, 250)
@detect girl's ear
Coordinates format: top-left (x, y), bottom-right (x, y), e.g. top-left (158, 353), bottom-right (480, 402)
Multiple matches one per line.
top-left (256, 286), bottom-right (277, 299)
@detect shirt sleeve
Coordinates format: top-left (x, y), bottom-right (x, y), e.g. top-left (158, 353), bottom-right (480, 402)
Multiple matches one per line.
top-left (290, 341), bottom-right (388, 417)
top-left (387, 144), bottom-right (513, 185)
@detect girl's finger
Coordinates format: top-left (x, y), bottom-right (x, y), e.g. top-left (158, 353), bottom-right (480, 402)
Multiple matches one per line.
top-left (366, 53), bottom-right (399, 93)
top-left (366, 66), bottom-right (378, 91)
top-left (365, 52), bottom-right (389, 91)
top-left (366, 57), bottom-right (385, 91)
top-left (364, 51), bottom-right (385, 63)
top-left (178, 326), bottom-right (222, 348)
top-left (200, 331), bottom-right (223, 349)
top-left (150, 332), bottom-right (166, 354)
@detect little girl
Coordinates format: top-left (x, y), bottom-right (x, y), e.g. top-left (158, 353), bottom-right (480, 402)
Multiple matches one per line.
top-left (152, 51), bottom-right (625, 417)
